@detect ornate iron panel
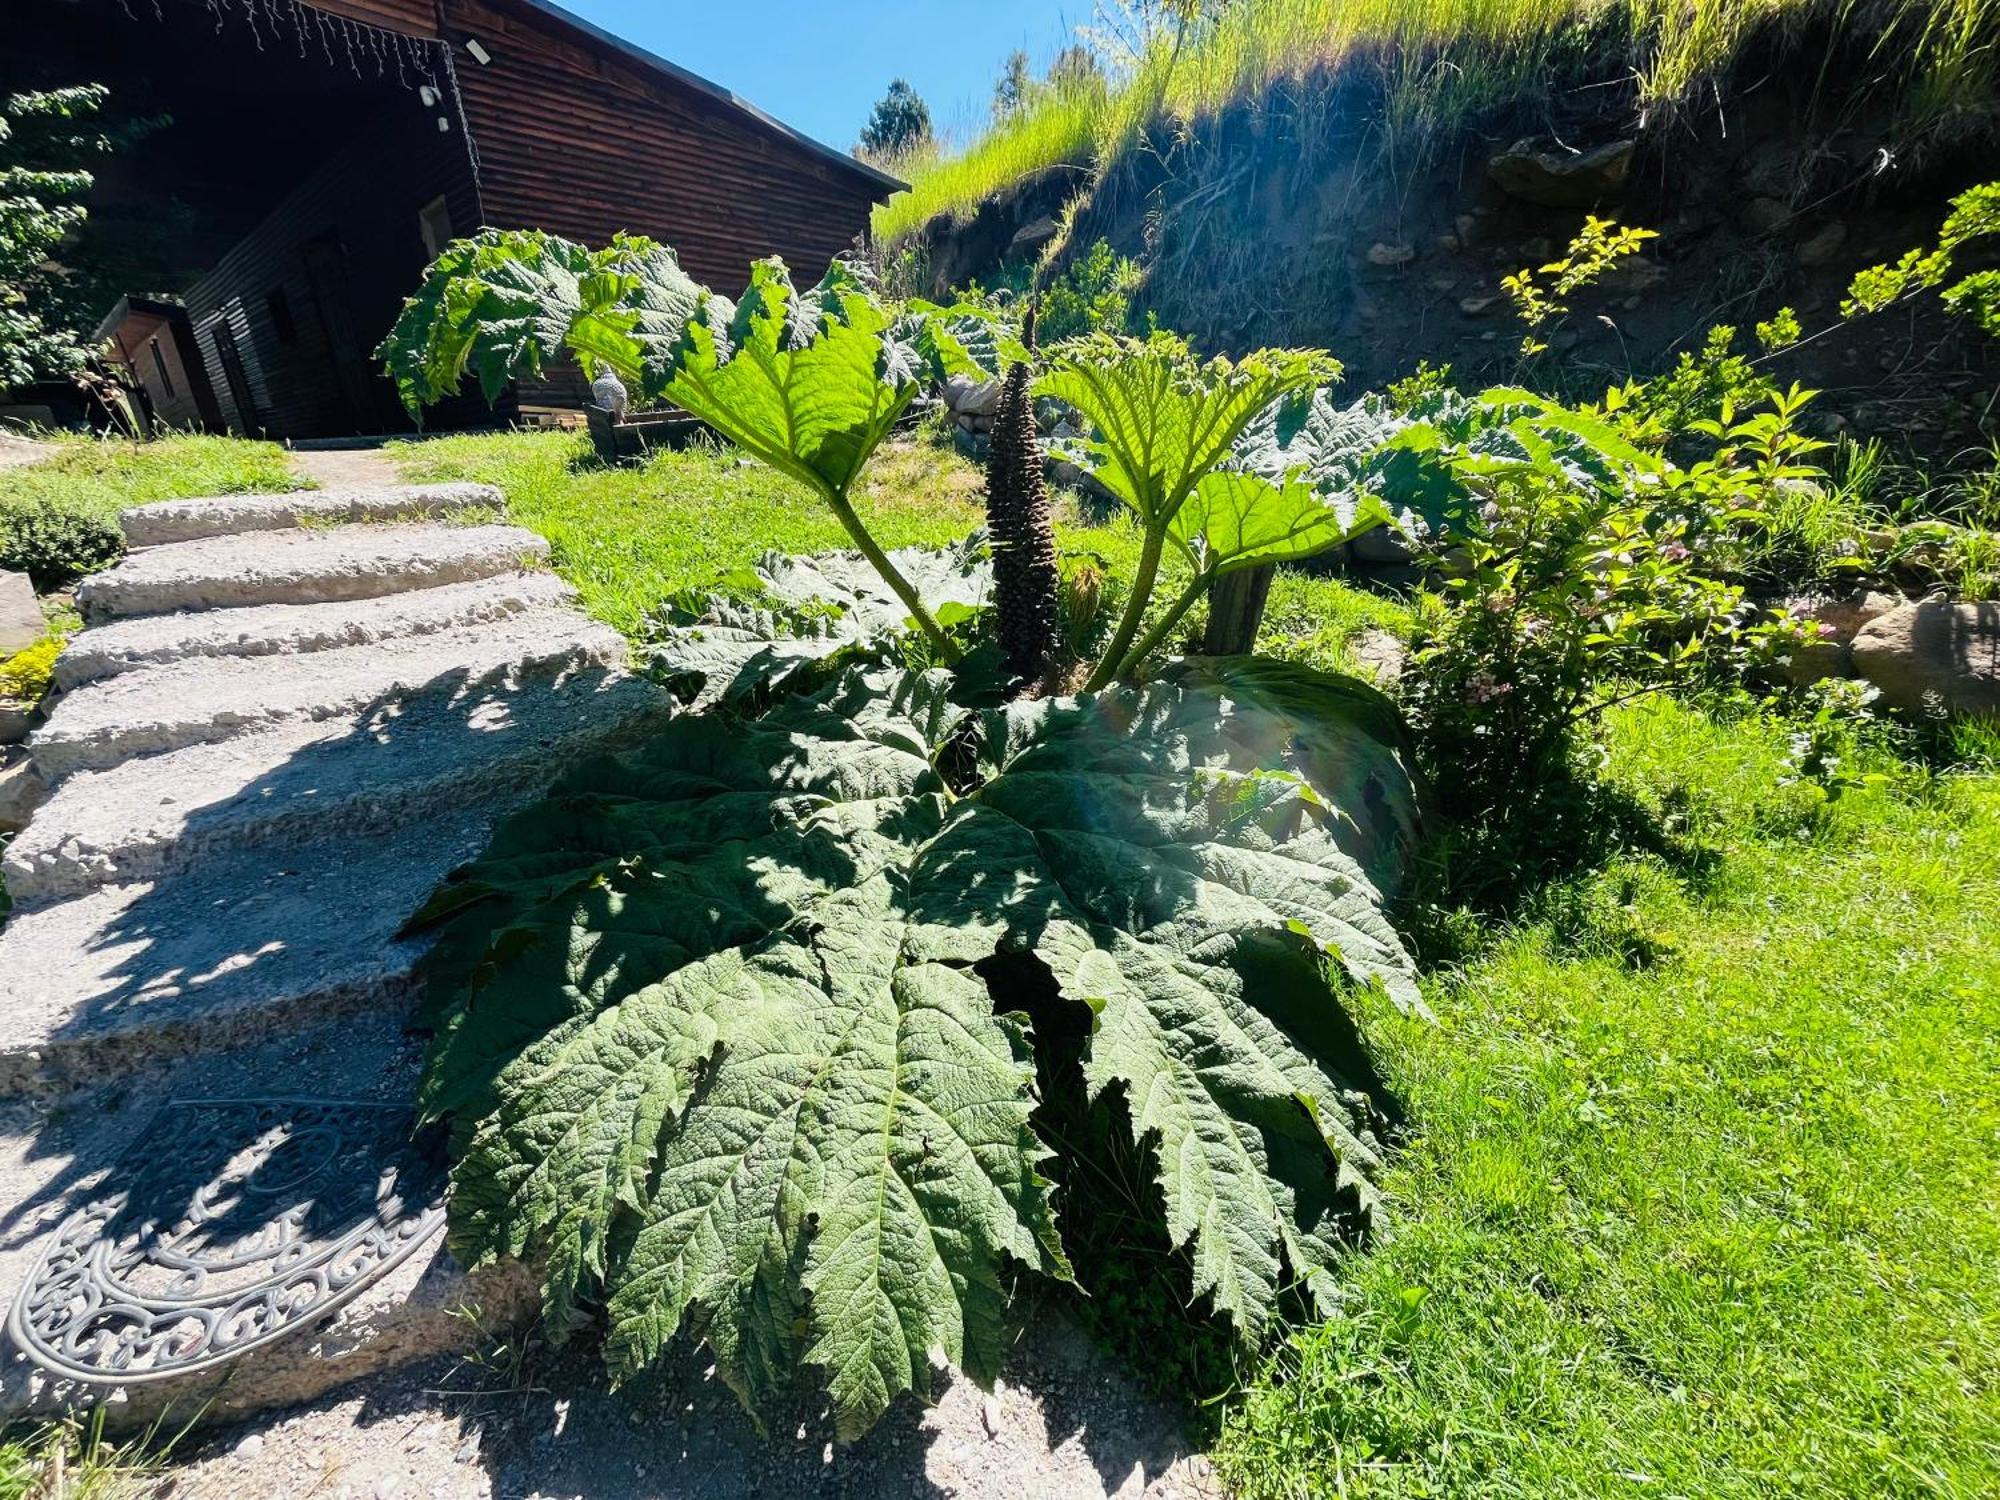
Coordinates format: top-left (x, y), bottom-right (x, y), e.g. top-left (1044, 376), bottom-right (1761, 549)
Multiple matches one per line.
top-left (7, 1097), bottom-right (445, 1385)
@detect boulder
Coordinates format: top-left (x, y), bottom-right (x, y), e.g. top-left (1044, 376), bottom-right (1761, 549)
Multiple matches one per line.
top-left (0, 570), bottom-right (40, 656)
top-left (1351, 525), bottom-right (1415, 566)
top-left (1487, 138), bottom-right (1635, 209)
top-left (1796, 221), bottom-right (1849, 267)
top-left (1008, 215), bottom-right (1060, 255)
top-left (0, 749), bottom-right (44, 832)
top-left (0, 698), bottom-right (31, 745)
top-left (1850, 600), bottom-right (2000, 716)
top-left (1459, 293), bottom-right (1501, 316)
top-left (943, 374), bottom-right (1003, 418)
top-left (1367, 242), bottom-right (1416, 267)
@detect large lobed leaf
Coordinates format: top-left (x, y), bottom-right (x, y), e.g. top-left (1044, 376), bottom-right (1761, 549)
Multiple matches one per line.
top-left (643, 536), bottom-right (994, 711)
top-left (412, 660), bottom-right (1419, 1438)
top-left (379, 231), bottom-right (999, 507)
top-left (1036, 333), bottom-right (1337, 530)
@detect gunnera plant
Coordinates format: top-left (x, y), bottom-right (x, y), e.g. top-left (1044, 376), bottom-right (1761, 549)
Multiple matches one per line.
top-left (984, 306), bottom-right (1061, 687)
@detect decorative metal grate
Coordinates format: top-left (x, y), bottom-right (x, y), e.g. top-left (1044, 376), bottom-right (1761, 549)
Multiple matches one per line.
top-left (7, 1098), bottom-right (444, 1385)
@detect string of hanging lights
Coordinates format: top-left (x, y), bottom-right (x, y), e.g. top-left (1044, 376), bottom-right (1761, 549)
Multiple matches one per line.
top-left (109, 0), bottom-right (445, 97)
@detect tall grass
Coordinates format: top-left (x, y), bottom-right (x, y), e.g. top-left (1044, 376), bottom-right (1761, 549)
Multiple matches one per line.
top-left (873, 0), bottom-right (2000, 245)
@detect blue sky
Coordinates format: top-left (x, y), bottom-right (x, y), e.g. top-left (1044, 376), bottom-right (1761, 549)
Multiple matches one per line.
top-left (555, 0), bottom-right (1084, 154)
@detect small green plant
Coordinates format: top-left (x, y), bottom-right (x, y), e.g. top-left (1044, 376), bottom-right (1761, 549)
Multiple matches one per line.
top-left (1390, 391), bottom-right (1808, 822)
top-left (1843, 180), bottom-right (2000, 334)
top-left (1039, 238), bottom-right (1147, 342)
top-left (0, 494), bottom-right (122, 588)
top-left (1502, 216), bottom-right (1657, 360)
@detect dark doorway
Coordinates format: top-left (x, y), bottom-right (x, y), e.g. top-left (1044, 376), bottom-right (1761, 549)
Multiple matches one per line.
top-left (300, 234), bottom-right (381, 433)
top-left (208, 318), bottom-right (259, 437)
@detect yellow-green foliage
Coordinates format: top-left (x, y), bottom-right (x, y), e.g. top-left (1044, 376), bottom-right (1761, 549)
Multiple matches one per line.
top-left (0, 636), bottom-right (58, 701)
top-left (874, 0), bottom-right (2000, 245)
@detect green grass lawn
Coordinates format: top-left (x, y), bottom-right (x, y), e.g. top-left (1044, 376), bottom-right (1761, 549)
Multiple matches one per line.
top-left (0, 433), bottom-right (302, 526)
top-left (1217, 700), bottom-right (2000, 1499)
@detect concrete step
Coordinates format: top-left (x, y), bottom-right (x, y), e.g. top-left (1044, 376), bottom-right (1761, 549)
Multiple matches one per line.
top-left (0, 1011), bottom-right (534, 1431)
top-left (75, 523), bottom-right (550, 621)
top-left (54, 569), bottom-right (576, 688)
top-left (0, 801), bottom-right (506, 1098)
top-left (118, 481), bottom-right (503, 546)
top-left (5, 668), bottom-right (672, 907)
top-left (28, 610), bottom-right (625, 779)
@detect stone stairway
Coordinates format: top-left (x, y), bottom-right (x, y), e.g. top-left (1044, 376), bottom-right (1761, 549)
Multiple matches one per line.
top-left (0, 483), bottom-right (674, 1426)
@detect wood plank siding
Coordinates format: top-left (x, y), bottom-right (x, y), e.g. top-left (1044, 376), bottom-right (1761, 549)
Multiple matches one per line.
top-left (296, 0), bottom-right (442, 38)
top-left (182, 110), bottom-right (483, 438)
top-left (435, 0), bottom-right (894, 407)
top-left (91, 0), bottom-right (896, 436)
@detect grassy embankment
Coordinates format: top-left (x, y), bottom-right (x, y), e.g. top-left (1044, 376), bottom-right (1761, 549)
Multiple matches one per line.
top-left (873, 0), bottom-right (2000, 246)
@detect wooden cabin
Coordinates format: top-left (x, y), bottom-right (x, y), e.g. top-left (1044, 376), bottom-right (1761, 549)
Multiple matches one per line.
top-left (18, 0), bottom-right (900, 439)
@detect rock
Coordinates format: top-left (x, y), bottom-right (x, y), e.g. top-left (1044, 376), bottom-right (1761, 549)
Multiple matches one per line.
top-left (1740, 197), bottom-right (1792, 236)
top-left (1348, 628), bottom-right (1408, 685)
top-left (1851, 600), bottom-right (2000, 716)
top-left (1455, 212), bottom-right (1483, 245)
top-left (233, 1434), bottom-right (266, 1460)
top-left (1351, 525), bottom-right (1415, 566)
top-left (0, 571), bottom-right (40, 656)
top-left (1738, 140), bottom-right (1796, 198)
top-left (1366, 241), bottom-right (1416, 267)
top-left (1794, 588), bottom-right (1902, 646)
top-left (0, 699), bottom-right (30, 745)
top-left (1797, 221), bottom-right (1849, 267)
top-left (1008, 215), bottom-right (1060, 254)
top-left (1459, 294), bottom-right (1500, 316)
top-left (1599, 256), bottom-right (1667, 295)
top-left (1435, 233), bottom-right (1461, 253)
top-left (1487, 137), bottom-right (1636, 208)
top-left (943, 373), bottom-right (1002, 418)
top-left (0, 751), bottom-right (44, 832)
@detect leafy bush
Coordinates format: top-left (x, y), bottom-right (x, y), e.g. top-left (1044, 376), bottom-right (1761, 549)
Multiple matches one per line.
top-left (379, 239), bottom-right (1460, 1437)
top-left (409, 660), bottom-right (1422, 1438)
top-left (0, 495), bottom-right (122, 588)
top-left (1377, 389), bottom-right (1805, 820)
top-left (1039, 238), bottom-right (1147, 342)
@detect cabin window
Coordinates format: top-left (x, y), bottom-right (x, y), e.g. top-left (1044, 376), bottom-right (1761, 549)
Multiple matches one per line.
top-left (266, 287), bottom-right (298, 345)
top-left (419, 195), bottom-right (454, 260)
top-left (148, 337), bottom-right (175, 399)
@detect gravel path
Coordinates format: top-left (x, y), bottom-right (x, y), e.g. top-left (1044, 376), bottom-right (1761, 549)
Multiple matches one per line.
top-left (159, 1299), bottom-right (1216, 1500)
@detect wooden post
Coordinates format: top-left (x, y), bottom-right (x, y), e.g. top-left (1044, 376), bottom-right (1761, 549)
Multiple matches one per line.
top-left (1202, 565), bottom-right (1273, 656)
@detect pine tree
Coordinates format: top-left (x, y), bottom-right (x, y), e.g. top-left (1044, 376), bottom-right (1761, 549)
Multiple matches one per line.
top-left (984, 309), bottom-right (1060, 688)
top-left (857, 80), bottom-right (933, 162)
